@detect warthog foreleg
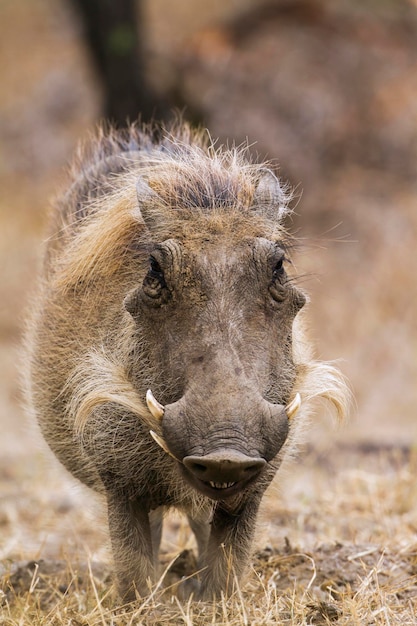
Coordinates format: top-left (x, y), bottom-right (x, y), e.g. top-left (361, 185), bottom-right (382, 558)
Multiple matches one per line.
top-left (197, 494), bottom-right (262, 600)
top-left (106, 491), bottom-right (155, 601)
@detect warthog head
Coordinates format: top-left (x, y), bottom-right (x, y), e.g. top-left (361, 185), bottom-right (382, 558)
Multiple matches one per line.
top-left (124, 170), bottom-right (306, 500)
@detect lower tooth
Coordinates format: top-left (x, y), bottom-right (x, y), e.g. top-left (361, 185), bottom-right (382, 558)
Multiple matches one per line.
top-left (209, 482), bottom-right (235, 489)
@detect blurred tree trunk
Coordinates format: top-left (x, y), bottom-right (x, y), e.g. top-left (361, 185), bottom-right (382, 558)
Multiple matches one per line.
top-left (70, 0), bottom-right (167, 125)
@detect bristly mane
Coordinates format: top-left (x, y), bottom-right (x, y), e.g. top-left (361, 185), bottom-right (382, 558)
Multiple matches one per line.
top-left (60, 121), bottom-right (291, 221)
top-left (48, 122), bottom-right (292, 290)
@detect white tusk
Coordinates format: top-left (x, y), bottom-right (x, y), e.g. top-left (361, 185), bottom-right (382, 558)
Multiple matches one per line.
top-left (149, 430), bottom-right (178, 461)
top-left (146, 389), bottom-right (164, 420)
top-left (285, 393), bottom-right (301, 420)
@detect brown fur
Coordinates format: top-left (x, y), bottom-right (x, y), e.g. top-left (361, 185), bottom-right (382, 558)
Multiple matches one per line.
top-left (24, 122), bottom-right (350, 602)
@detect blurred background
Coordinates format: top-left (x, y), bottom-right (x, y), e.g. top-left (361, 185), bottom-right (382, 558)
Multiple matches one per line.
top-left (0, 0), bottom-right (416, 479)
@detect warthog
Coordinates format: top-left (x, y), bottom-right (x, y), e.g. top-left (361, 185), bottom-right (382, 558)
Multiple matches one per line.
top-left (25, 123), bottom-right (349, 601)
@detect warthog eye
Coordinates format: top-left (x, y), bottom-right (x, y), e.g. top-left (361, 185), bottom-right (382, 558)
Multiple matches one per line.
top-left (149, 257), bottom-right (164, 278)
top-left (142, 256), bottom-right (169, 303)
top-left (273, 256), bottom-right (285, 277)
top-left (269, 254), bottom-right (287, 302)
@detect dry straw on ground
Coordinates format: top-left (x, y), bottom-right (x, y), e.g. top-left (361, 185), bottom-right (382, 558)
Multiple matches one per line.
top-left (1, 446), bottom-right (416, 625)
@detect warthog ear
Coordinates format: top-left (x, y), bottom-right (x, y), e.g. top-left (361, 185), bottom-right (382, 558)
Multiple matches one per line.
top-left (135, 176), bottom-right (165, 233)
top-left (252, 169), bottom-right (291, 222)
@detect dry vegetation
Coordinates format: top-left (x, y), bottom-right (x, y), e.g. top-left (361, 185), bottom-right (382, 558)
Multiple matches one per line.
top-left (1, 443), bottom-right (416, 624)
top-left (0, 0), bottom-right (416, 624)
top-left (1, 446), bottom-right (416, 624)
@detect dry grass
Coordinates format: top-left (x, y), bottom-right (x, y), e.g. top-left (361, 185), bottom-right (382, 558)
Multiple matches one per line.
top-left (1, 446), bottom-right (416, 625)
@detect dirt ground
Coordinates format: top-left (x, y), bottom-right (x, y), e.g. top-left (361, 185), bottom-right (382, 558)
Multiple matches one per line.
top-left (0, 0), bottom-right (416, 624)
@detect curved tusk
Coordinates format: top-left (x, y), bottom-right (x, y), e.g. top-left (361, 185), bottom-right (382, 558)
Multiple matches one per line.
top-left (149, 430), bottom-right (179, 461)
top-left (285, 392), bottom-right (301, 420)
top-left (146, 389), bottom-right (165, 420)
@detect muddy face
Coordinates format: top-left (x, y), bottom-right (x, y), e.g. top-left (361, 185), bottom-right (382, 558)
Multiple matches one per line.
top-left (125, 233), bottom-right (305, 500)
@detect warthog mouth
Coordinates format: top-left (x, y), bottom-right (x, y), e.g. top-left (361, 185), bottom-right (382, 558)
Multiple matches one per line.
top-left (179, 455), bottom-right (266, 500)
top-left (181, 471), bottom-right (257, 500)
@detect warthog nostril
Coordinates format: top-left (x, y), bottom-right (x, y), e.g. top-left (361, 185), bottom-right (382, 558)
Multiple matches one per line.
top-left (192, 463), bottom-right (207, 474)
top-left (183, 450), bottom-right (266, 485)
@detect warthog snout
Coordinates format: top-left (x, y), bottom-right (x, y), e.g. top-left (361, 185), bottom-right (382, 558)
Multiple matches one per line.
top-left (157, 389), bottom-right (292, 499)
top-left (183, 450), bottom-right (266, 497)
